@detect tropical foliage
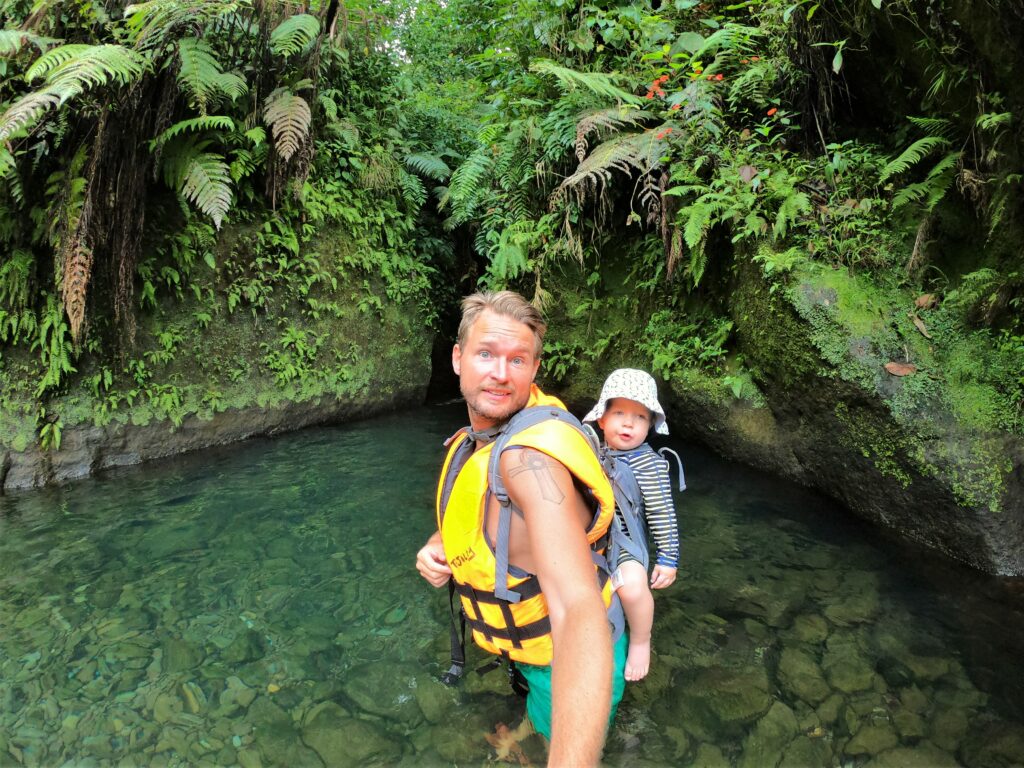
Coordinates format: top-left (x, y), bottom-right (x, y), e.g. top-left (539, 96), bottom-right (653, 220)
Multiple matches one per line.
top-left (1, 0), bottom-right (1023, 443)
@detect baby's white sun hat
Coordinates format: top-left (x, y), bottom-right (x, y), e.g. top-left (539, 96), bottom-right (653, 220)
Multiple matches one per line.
top-left (583, 368), bottom-right (669, 435)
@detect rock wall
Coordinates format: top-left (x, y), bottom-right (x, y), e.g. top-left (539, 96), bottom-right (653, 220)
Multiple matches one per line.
top-left (0, 225), bottom-right (435, 492)
top-left (545, 257), bottom-right (1024, 576)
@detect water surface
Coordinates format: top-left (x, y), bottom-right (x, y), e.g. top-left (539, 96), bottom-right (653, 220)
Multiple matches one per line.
top-left (2, 404), bottom-right (1023, 766)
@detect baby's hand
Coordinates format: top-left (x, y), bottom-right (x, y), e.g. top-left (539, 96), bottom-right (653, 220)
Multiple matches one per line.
top-left (650, 565), bottom-right (677, 589)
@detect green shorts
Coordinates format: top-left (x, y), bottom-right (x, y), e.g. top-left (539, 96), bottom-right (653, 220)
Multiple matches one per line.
top-left (516, 632), bottom-right (628, 740)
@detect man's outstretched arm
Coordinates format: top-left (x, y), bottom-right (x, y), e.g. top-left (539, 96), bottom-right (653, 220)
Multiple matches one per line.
top-left (501, 448), bottom-right (612, 767)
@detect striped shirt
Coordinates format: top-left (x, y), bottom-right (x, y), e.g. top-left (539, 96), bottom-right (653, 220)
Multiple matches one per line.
top-left (616, 443), bottom-right (680, 568)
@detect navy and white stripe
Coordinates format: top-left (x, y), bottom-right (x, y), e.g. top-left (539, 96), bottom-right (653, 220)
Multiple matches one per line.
top-left (618, 444), bottom-right (679, 568)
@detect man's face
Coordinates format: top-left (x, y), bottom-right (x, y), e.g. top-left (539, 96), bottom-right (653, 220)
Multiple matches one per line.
top-left (452, 310), bottom-right (541, 431)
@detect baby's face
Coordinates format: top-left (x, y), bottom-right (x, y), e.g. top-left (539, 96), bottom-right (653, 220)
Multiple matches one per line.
top-left (597, 397), bottom-right (651, 451)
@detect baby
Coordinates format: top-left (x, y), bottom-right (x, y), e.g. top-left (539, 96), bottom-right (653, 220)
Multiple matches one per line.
top-left (584, 368), bottom-right (680, 681)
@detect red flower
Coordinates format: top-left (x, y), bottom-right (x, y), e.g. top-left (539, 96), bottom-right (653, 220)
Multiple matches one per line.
top-left (767, 107), bottom-right (778, 116)
top-left (656, 128), bottom-right (673, 139)
top-left (646, 92), bottom-right (654, 99)
top-left (715, 74), bottom-right (724, 81)
top-left (751, 56), bottom-right (760, 62)
top-left (669, 103), bottom-right (681, 111)
top-left (740, 58), bottom-right (749, 64)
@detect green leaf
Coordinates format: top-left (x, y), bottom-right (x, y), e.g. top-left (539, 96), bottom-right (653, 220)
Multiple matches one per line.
top-left (269, 14), bottom-right (320, 58)
top-left (832, 48), bottom-right (843, 74)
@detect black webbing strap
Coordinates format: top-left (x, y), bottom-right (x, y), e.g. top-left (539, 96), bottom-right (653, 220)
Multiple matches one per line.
top-left (453, 576), bottom-right (543, 604)
top-left (462, 611), bottom-right (552, 643)
top-left (441, 580), bottom-right (467, 686)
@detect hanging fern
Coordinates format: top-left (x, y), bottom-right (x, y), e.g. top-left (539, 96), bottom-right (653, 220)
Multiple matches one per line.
top-left (263, 87), bottom-right (311, 163)
top-left (177, 38), bottom-right (247, 112)
top-left (0, 44), bottom-right (146, 143)
top-left (880, 136), bottom-right (952, 182)
top-left (405, 152), bottom-right (452, 181)
top-left (150, 115), bottom-right (235, 149)
top-left (269, 13), bottom-right (321, 58)
top-left (574, 107), bottom-right (649, 162)
top-left (893, 151), bottom-right (959, 210)
top-left (907, 116), bottom-right (957, 140)
top-left (162, 140), bottom-right (232, 228)
top-left (0, 30), bottom-right (59, 56)
top-left (530, 59), bottom-right (644, 105)
top-left (123, 1), bottom-right (240, 49)
top-left (399, 169), bottom-right (427, 211)
top-left (554, 130), bottom-right (668, 204)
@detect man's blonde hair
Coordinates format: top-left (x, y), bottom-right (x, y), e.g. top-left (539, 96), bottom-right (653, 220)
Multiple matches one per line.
top-left (458, 291), bottom-right (546, 355)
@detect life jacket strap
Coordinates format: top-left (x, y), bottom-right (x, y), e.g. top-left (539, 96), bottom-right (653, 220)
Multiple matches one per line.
top-left (441, 579), bottom-right (467, 686)
top-left (453, 576), bottom-right (543, 604)
top-left (463, 611), bottom-right (552, 644)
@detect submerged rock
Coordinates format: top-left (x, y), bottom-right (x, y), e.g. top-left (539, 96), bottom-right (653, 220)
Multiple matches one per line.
top-left (822, 634), bottom-right (875, 693)
top-left (863, 742), bottom-right (960, 768)
top-left (678, 666), bottom-right (773, 739)
top-left (302, 702), bottom-right (402, 767)
top-left (739, 701), bottom-right (799, 768)
top-left (342, 662), bottom-right (424, 725)
top-left (845, 723), bottom-right (899, 756)
top-left (777, 647), bottom-right (831, 705)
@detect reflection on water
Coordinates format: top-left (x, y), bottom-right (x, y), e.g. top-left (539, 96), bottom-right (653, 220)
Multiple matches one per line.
top-left (1, 404), bottom-right (1023, 767)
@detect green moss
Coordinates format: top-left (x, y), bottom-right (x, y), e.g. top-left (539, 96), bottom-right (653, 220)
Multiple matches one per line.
top-left (834, 402), bottom-right (914, 488)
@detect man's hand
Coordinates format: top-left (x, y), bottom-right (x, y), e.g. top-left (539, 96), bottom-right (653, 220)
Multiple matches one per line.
top-left (416, 531), bottom-right (451, 587)
top-left (650, 565), bottom-right (677, 589)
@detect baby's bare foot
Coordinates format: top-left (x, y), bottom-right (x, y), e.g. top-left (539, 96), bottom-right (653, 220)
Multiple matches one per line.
top-left (624, 640), bottom-right (651, 681)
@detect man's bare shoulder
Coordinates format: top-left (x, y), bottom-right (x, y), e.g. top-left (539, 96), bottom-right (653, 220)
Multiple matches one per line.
top-left (499, 446), bottom-right (570, 507)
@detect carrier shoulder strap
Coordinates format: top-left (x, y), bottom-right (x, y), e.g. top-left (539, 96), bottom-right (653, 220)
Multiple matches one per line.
top-left (656, 446), bottom-right (687, 491)
top-left (487, 406), bottom-right (580, 602)
top-left (603, 449), bottom-right (650, 571)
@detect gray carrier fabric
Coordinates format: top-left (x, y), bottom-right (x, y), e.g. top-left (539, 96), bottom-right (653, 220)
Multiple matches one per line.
top-left (484, 405), bottom-right (624, 640)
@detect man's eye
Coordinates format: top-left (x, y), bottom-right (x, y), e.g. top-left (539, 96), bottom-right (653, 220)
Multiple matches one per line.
top-left (479, 350), bottom-right (491, 358)
top-left (512, 357), bottom-right (525, 366)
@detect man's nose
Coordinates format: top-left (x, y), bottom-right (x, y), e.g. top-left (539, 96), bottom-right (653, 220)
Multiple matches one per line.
top-left (492, 357), bottom-right (509, 380)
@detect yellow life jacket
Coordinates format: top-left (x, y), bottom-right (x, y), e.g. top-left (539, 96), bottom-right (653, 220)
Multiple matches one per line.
top-left (436, 385), bottom-right (620, 667)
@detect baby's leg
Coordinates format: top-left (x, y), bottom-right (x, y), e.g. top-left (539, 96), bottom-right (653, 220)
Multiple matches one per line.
top-left (615, 560), bottom-right (654, 681)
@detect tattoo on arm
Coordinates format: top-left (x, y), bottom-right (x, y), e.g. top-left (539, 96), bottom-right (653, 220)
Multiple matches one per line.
top-left (509, 450), bottom-right (566, 504)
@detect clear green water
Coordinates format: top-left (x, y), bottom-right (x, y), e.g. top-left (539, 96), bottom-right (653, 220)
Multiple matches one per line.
top-left (2, 404), bottom-right (1023, 767)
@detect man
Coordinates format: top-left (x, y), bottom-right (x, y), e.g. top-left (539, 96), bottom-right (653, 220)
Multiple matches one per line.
top-left (416, 290), bottom-right (627, 766)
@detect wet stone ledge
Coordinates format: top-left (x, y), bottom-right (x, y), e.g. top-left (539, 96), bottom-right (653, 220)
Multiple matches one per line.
top-left (0, 385), bottom-right (425, 493)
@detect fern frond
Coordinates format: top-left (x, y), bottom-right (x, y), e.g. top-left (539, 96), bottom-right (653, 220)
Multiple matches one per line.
top-left (446, 148), bottom-right (492, 214)
top-left (695, 24), bottom-right (761, 58)
top-left (0, 90), bottom-right (61, 143)
top-left (216, 71), bottom-right (247, 102)
top-left (263, 88), bottom-right (311, 162)
top-left (359, 152), bottom-right (401, 191)
top-left (574, 106), bottom-right (649, 161)
top-left (530, 59), bottom-right (644, 105)
top-left (555, 130), bottom-right (667, 201)
top-left (892, 151), bottom-right (959, 210)
top-left (326, 119), bottom-right (359, 147)
top-left (124, 1), bottom-right (239, 49)
top-left (177, 37), bottom-right (223, 112)
top-left (62, 240), bottom-right (92, 345)
top-left (907, 116), bottom-right (957, 139)
top-left (405, 152), bottom-right (452, 181)
top-left (399, 169), bottom-right (427, 211)
top-left (179, 152), bottom-right (232, 228)
top-left (243, 126), bottom-right (266, 146)
top-left (270, 13), bottom-right (320, 58)
top-left (0, 30), bottom-right (59, 56)
top-left (150, 115), bottom-right (234, 148)
top-left (880, 136), bottom-right (951, 182)
top-left (976, 111), bottom-right (1012, 132)
top-left (773, 191), bottom-right (810, 239)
